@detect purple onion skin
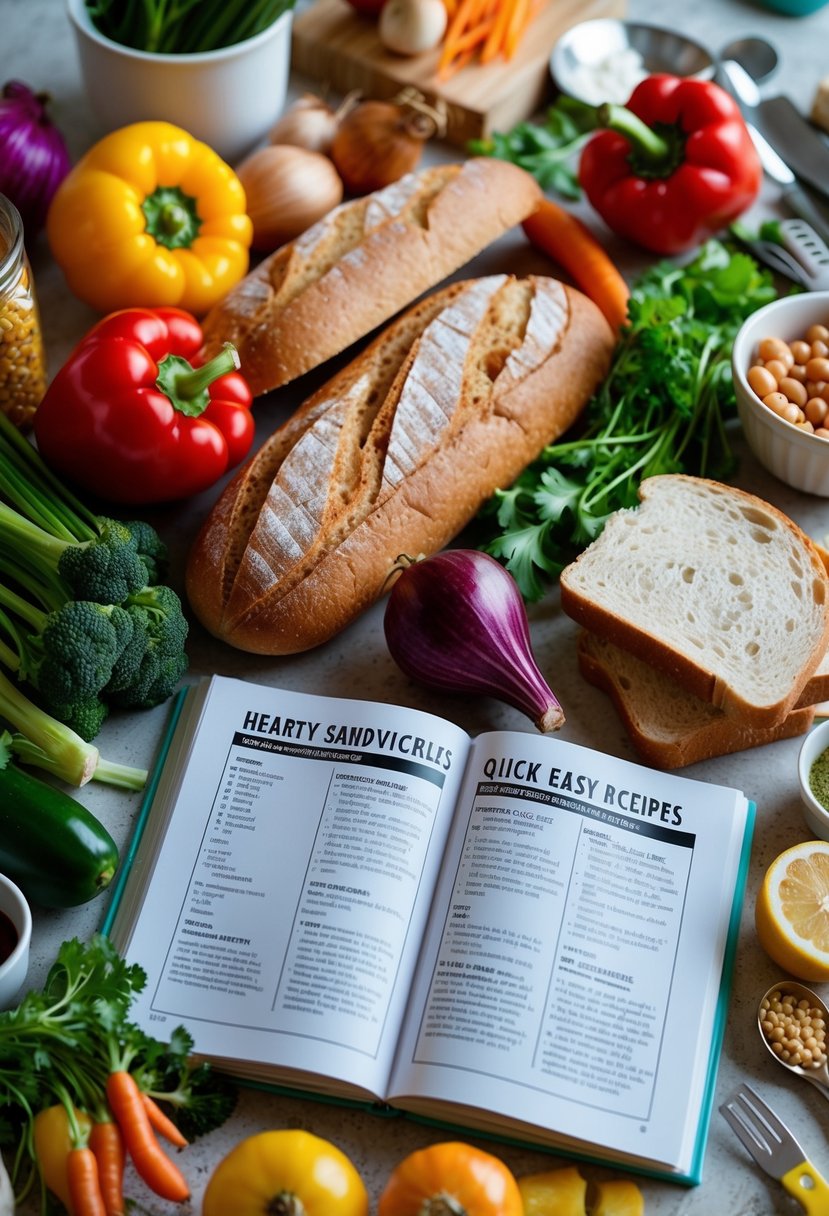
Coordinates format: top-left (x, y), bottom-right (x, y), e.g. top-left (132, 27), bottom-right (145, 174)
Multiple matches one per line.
top-left (383, 549), bottom-right (565, 732)
top-left (0, 81), bottom-right (72, 242)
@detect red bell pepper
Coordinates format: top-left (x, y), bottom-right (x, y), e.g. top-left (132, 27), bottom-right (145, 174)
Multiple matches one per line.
top-left (579, 74), bottom-right (762, 255)
top-left (33, 307), bottom-right (255, 505)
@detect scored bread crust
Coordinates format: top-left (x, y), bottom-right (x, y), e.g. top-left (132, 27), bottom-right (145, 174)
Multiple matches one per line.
top-left (560, 476), bottom-right (829, 728)
top-left (577, 631), bottom-right (816, 770)
top-left (186, 275), bottom-right (614, 654)
top-left (199, 159), bottom-right (542, 396)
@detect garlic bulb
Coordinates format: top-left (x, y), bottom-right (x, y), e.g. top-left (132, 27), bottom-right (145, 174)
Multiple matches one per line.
top-left (268, 92), bottom-right (359, 156)
top-left (379, 0), bottom-right (447, 55)
top-left (236, 144), bottom-right (344, 251)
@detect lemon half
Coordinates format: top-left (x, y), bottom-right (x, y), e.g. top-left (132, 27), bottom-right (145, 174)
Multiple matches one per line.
top-left (756, 840), bottom-right (829, 981)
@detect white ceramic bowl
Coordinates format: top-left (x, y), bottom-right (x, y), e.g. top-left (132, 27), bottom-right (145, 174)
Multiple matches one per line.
top-left (732, 291), bottom-right (829, 497)
top-left (798, 718), bottom-right (829, 840)
top-left (0, 873), bottom-right (31, 1010)
top-left (66, 0), bottom-right (293, 165)
top-left (550, 20), bottom-right (714, 106)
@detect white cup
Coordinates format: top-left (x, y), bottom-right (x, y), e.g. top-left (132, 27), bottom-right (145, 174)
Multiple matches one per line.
top-left (66, 0), bottom-right (293, 165)
top-left (0, 873), bottom-right (31, 1010)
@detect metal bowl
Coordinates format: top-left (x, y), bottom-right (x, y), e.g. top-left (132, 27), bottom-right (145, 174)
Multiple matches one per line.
top-left (550, 19), bottom-right (715, 106)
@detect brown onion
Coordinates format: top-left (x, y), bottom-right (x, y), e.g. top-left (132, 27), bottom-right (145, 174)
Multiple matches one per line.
top-left (236, 144), bottom-right (344, 251)
top-left (268, 92), bottom-right (359, 156)
top-left (330, 88), bottom-right (446, 195)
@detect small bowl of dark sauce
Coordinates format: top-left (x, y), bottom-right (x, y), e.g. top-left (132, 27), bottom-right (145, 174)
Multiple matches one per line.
top-left (0, 873), bottom-right (31, 1009)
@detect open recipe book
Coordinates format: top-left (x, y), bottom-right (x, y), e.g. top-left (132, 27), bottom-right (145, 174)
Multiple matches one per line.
top-left (103, 676), bottom-right (754, 1185)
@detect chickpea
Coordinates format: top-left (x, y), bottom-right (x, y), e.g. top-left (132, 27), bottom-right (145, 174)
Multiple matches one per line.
top-left (780, 376), bottom-right (808, 407)
top-left (806, 397), bottom-right (828, 426)
top-left (797, 420), bottom-right (816, 433)
top-left (760, 987), bottom-right (828, 1069)
top-left (812, 340), bottom-right (829, 358)
top-left (764, 358), bottom-right (789, 383)
top-left (763, 391), bottom-right (791, 414)
top-left (807, 356), bottom-right (829, 382)
top-left (789, 364), bottom-right (808, 383)
top-left (817, 427), bottom-right (829, 440)
top-left (806, 323), bottom-right (829, 343)
top-left (748, 365), bottom-right (778, 398)
top-left (759, 337), bottom-right (794, 365)
top-left (791, 339), bottom-right (812, 364)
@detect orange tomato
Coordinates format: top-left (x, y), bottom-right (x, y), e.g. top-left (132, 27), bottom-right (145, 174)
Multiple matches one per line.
top-left (377, 1141), bottom-right (523, 1216)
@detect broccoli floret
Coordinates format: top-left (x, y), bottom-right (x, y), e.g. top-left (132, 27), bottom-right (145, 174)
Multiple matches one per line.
top-left (57, 518), bottom-right (150, 603)
top-left (121, 519), bottom-right (169, 585)
top-left (52, 694), bottom-right (110, 743)
top-left (110, 585), bottom-right (189, 710)
top-left (0, 590), bottom-right (133, 717)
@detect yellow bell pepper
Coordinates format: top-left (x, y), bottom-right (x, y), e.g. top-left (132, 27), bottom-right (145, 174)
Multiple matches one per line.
top-left (518, 1165), bottom-right (587, 1216)
top-left (46, 121), bottom-right (253, 316)
top-left (32, 1103), bottom-right (91, 1215)
top-left (591, 1178), bottom-right (645, 1216)
top-left (201, 1128), bottom-right (369, 1216)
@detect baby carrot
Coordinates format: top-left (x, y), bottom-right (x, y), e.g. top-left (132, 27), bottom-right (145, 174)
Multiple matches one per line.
top-left (522, 199), bottom-right (630, 333)
top-left (89, 1120), bottom-right (126, 1216)
top-left (141, 1093), bottom-right (188, 1149)
top-left (67, 1146), bottom-right (107, 1216)
top-left (105, 1071), bottom-right (190, 1203)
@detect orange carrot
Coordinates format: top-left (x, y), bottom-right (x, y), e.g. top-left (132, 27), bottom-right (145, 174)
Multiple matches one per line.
top-left (480, 0), bottom-right (514, 63)
top-left (89, 1120), bottom-right (126, 1216)
top-left (503, 0), bottom-right (530, 58)
top-left (67, 1146), bottom-right (107, 1216)
top-left (141, 1094), bottom-right (188, 1150)
top-left (438, 0), bottom-right (490, 75)
top-left (523, 200), bottom-right (631, 333)
top-left (105, 1072), bottom-right (190, 1203)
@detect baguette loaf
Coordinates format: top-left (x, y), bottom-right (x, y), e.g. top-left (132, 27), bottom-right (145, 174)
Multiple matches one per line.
top-left (199, 159), bottom-right (542, 396)
top-left (559, 476), bottom-right (829, 728)
top-left (577, 631), bottom-right (816, 770)
top-left (187, 274), bottom-right (614, 654)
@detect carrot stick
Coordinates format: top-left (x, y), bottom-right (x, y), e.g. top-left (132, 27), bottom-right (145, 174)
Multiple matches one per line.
top-left (503, 0), bottom-right (530, 57)
top-left (141, 1094), bottom-right (188, 1149)
top-left (522, 200), bottom-right (631, 333)
top-left (105, 1072), bottom-right (190, 1203)
top-left (67, 1147), bottom-right (107, 1216)
top-left (480, 0), bottom-right (515, 63)
top-left (448, 15), bottom-right (497, 55)
top-left (89, 1120), bottom-right (126, 1216)
top-left (438, 0), bottom-right (486, 73)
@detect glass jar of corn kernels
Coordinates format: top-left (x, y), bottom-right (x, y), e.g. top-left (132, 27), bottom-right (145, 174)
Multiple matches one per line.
top-left (0, 194), bottom-right (47, 429)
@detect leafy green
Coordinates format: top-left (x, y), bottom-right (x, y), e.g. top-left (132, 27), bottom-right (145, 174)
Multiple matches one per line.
top-left (477, 241), bottom-right (780, 600)
top-left (469, 97), bottom-right (598, 198)
top-left (1, 935), bottom-right (236, 1206)
top-left (85, 0), bottom-right (295, 54)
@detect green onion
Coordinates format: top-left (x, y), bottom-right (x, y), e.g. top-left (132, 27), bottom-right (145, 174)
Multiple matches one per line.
top-left (85, 0), bottom-right (295, 54)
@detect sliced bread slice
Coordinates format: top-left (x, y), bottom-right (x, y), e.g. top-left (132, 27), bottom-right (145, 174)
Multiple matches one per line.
top-left (577, 631), bottom-right (817, 770)
top-left (559, 475), bottom-right (829, 728)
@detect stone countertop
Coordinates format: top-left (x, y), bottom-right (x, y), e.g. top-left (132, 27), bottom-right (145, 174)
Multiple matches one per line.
top-left (5, 0), bottom-right (829, 1212)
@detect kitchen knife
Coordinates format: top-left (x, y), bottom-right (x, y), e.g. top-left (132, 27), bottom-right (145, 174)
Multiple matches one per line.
top-left (718, 60), bottom-right (829, 246)
top-left (756, 94), bottom-right (829, 201)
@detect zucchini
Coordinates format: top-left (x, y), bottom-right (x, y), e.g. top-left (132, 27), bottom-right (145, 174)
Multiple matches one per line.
top-left (0, 741), bottom-right (119, 907)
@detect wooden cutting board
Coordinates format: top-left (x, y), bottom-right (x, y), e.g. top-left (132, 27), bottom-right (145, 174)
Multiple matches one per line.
top-left (291, 0), bottom-right (626, 147)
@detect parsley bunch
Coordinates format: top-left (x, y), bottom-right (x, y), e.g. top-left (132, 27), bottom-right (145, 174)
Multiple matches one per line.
top-left (478, 241), bottom-right (780, 600)
top-left (469, 97), bottom-right (598, 199)
top-left (0, 935), bottom-right (235, 1208)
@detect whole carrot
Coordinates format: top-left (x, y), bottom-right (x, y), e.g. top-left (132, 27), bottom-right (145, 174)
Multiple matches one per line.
top-left (523, 199), bottom-right (630, 334)
top-left (67, 1146), bottom-right (107, 1216)
top-left (89, 1120), bottom-right (126, 1216)
top-left (105, 1072), bottom-right (190, 1203)
top-left (141, 1093), bottom-right (188, 1149)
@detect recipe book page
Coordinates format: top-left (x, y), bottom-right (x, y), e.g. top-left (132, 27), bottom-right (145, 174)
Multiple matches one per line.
top-left (387, 730), bottom-right (752, 1175)
top-left (106, 676), bottom-right (471, 1100)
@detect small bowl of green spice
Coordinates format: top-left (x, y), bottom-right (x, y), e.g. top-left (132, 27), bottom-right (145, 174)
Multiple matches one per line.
top-left (798, 719), bottom-right (829, 840)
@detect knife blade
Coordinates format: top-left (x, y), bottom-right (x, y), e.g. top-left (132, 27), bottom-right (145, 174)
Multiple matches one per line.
top-left (756, 94), bottom-right (829, 201)
top-left (717, 60), bottom-right (829, 246)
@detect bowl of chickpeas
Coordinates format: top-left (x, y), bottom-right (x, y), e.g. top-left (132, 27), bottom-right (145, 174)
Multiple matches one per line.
top-left (732, 291), bottom-right (829, 496)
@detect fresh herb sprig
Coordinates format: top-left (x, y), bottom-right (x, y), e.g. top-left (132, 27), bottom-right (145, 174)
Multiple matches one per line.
top-left (86, 0), bottom-right (294, 55)
top-left (477, 241), bottom-right (780, 601)
top-left (469, 97), bottom-right (598, 199)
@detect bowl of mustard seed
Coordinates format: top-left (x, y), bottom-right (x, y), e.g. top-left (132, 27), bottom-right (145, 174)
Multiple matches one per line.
top-left (798, 719), bottom-right (829, 841)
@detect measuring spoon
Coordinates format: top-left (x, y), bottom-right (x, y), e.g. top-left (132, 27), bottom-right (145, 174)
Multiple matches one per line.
top-left (718, 35), bottom-right (780, 89)
top-left (758, 980), bottom-right (829, 1100)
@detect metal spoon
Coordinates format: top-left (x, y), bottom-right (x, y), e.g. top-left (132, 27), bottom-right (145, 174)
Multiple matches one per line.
top-left (718, 35), bottom-right (780, 89)
top-left (758, 980), bottom-right (829, 1100)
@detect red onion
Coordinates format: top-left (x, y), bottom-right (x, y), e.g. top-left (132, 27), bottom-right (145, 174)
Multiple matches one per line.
top-left (0, 81), bottom-right (72, 242)
top-left (384, 549), bottom-right (565, 733)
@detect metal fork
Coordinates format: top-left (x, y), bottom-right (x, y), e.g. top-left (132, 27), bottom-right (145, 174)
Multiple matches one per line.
top-left (720, 1082), bottom-right (829, 1214)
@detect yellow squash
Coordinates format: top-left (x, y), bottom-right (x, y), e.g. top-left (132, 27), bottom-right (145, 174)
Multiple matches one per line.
top-left (518, 1166), bottom-right (587, 1215)
top-left (201, 1128), bottom-right (369, 1216)
top-left (46, 121), bottom-right (252, 316)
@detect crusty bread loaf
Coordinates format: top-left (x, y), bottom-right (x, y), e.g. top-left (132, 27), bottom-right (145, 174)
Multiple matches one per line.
top-left (187, 274), bottom-right (614, 654)
top-left (577, 631), bottom-right (816, 769)
top-left (560, 476), bottom-right (829, 728)
top-left (199, 159), bottom-right (542, 396)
